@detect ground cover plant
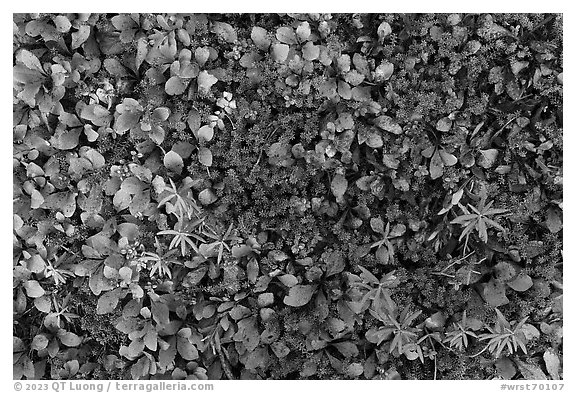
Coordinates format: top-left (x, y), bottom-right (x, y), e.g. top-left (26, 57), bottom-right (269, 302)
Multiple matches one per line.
top-left (13, 13), bottom-right (563, 380)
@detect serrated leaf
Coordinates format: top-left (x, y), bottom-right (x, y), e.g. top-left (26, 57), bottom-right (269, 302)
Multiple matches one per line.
top-left (283, 285), bottom-right (316, 307)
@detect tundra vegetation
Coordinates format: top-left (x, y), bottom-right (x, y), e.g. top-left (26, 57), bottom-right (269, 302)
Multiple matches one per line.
top-left (13, 13), bottom-right (562, 380)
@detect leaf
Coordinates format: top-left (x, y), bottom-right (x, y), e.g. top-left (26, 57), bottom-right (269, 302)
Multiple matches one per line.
top-left (79, 147), bottom-right (106, 169)
top-left (345, 363), bottom-right (364, 377)
top-left (377, 21), bottom-right (392, 40)
top-left (514, 359), bottom-right (547, 380)
top-left (198, 147), bottom-right (213, 167)
top-left (439, 150), bottom-right (458, 166)
top-left (333, 341), bottom-right (359, 357)
top-left (23, 280), bottom-right (45, 298)
top-left (197, 71), bottom-right (218, 95)
top-left (546, 207), bottom-right (562, 233)
top-left (198, 189), bottom-right (217, 205)
top-left (197, 125), bottom-right (214, 142)
top-left (57, 330), bottom-right (82, 347)
top-left (34, 296), bottom-right (51, 313)
top-left (375, 115), bottom-right (403, 135)
top-left (483, 280), bottom-right (509, 307)
top-left (53, 15), bottom-right (72, 33)
top-left (212, 21), bottom-right (237, 43)
top-left (365, 327), bottom-right (393, 345)
top-left (165, 76), bottom-right (187, 96)
top-left (496, 357), bottom-right (517, 379)
top-left (429, 150), bottom-right (444, 179)
top-left (331, 174), bottom-right (348, 200)
top-left (543, 349), bottom-right (561, 379)
top-left (194, 47), bottom-right (210, 67)
top-left (283, 285), bottom-right (316, 307)
top-left (436, 117), bottom-right (453, 132)
top-left (177, 335), bottom-right (199, 360)
top-left (104, 58), bottom-right (128, 78)
top-left (271, 43), bottom-right (289, 63)
top-left (296, 22), bottom-right (311, 41)
top-left (71, 25), bottom-right (90, 49)
top-left (136, 38), bottom-right (148, 71)
top-left (302, 41), bottom-right (320, 61)
top-left (31, 334), bottom-right (49, 351)
top-left (477, 149), bottom-right (499, 169)
top-left (251, 26), bottom-right (271, 51)
top-left (375, 61), bottom-right (394, 80)
top-left (276, 26), bottom-right (297, 44)
top-left (324, 251), bottom-right (345, 277)
top-left (182, 266), bottom-right (208, 287)
top-left (17, 49), bottom-right (43, 73)
top-left (30, 189), bottom-right (44, 209)
top-left (50, 128), bottom-right (82, 150)
top-left (425, 311), bottom-right (447, 330)
top-left (507, 273), bottom-right (533, 292)
top-left (97, 289), bottom-right (122, 314)
top-left (278, 274), bottom-right (298, 287)
top-left (164, 151), bottom-right (184, 174)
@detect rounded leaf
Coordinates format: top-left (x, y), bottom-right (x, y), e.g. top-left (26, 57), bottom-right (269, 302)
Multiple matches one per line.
top-left (197, 125), bottom-right (214, 142)
top-left (198, 147), bottom-right (213, 167)
top-left (283, 285), bottom-right (316, 307)
top-left (23, 280), bottom-right (45, 298)
top-left (271, 43), bottom-right (289, 63)
top-left (276, 26), bottom-right (296, 44)
top-left (57, 330), bottom-right (82, 347)
top-left (331, 174), bottom-right (348, 200)
top-left (507, 273), bottom-right (533, 292)
top-left (164, 151), bottom-right (184, 174)
top-left (197, 71), bottom-right (218, 95)
top-left (165, 76), bottom-right (187, 96)
top-left (251, 26), bottom-right (271, 51)
top-left (31, 334), bottom-right (49, 351)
